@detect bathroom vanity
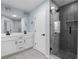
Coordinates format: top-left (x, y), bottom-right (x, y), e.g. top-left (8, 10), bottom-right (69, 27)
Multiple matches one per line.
top-left (1, 13), bottom-right (34, 57)
top-left (1, 33), bottom-right (34, 57)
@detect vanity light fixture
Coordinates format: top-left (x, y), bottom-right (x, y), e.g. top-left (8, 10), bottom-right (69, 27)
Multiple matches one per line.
top-left (51, 7), bottom-right (55, 10)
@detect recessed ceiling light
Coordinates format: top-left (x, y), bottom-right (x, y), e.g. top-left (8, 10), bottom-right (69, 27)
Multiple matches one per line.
top-left (12, 14), bottom-right (17, 17)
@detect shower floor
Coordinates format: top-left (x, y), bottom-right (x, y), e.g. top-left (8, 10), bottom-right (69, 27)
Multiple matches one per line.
top-left (51, 50), bottom-right (77, 59)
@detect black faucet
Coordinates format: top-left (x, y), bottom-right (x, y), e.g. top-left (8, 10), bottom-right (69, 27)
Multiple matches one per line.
top-left (6, 31), bottom-right (10, 35)
top-left (24, 31), bottom-right (27, 34)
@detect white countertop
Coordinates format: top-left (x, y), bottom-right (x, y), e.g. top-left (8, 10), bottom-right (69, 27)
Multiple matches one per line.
top-left (1, 32), bottom-right (34, 38)
top-left (1, 32), bottom-right (34, 42)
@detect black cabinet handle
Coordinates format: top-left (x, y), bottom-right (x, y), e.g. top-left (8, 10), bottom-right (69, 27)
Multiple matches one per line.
top-left (41, 34), bottom-right (45, 36)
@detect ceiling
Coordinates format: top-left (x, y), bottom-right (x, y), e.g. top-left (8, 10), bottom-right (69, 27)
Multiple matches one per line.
top-left (52, 0), bottom-right (77, 7)
top-left (1, 5), bottom-right (25, 20)
top-left (1, 0), bottom-right (46, 12)
top-left (1, 0), bottom-right (77, 13)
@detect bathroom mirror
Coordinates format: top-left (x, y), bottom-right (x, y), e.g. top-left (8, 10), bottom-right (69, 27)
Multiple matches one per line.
top-left (1, 16), bottom-right (22, 33)
top-left (1, 5), bottom-right (29, 34)
top-left (1, 2), bottom-right (32, 34)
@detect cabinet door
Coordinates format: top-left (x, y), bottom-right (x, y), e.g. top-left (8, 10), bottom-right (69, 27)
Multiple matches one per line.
top-left (1, 40), bottom-right (17, 56)
top-left (24, 37), bottom-right (33, 49)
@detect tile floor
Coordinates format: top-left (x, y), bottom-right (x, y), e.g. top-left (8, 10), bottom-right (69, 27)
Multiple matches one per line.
top-left (2, 49), bottom-right (47, 59)
top-left (2, 49), bottom-right (61, 59)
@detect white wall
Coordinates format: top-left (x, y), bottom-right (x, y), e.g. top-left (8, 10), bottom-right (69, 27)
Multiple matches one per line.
top-left (29, 0), bottom-right (50, 58)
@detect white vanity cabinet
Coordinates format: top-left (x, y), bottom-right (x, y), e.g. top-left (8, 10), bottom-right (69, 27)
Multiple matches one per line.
top-left (15, 35), bottom-right (33, 51)
top-left (1, 33), bottom-right (34, 57)
top-left (1, 39), bottom-right (17, 56)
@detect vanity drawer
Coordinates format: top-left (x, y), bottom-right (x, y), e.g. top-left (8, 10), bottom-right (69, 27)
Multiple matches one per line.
top-left (16, 38), bottom-right (33, 51)
top-left (15, 39), bottom-right (25, 46)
